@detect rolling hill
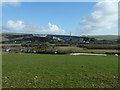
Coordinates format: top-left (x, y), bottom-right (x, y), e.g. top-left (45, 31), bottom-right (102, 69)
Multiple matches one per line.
top-left (88, 35), bottom-right (119, 40)
top-left (0, 33), bottom-right (119, 44)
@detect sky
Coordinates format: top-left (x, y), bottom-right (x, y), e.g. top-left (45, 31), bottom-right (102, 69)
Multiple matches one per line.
top-left (2, 1), bottom-right (118, 35)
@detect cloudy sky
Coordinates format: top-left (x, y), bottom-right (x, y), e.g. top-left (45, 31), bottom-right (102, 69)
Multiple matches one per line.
top-left (2, 0), bottom-right (118, 35)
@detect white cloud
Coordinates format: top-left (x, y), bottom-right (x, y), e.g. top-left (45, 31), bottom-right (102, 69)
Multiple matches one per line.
top-left (78, 0), bottom-right (118, 35)
top-left (2, 20), bottom-right (65, 34)
top-left (48, 22), bottom-right (64, 34)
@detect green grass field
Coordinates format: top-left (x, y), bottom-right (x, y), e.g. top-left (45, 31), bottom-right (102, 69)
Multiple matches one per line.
top-left (2, 53), bottom-right (118, 88)
top-left (88, 35), bottom-right (119, 40)
top-left (56, 46), bottom-right (118, 54)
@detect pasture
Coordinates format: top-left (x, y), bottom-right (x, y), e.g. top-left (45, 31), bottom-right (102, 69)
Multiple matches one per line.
top-left (2, 53), bottom-right (118, 88)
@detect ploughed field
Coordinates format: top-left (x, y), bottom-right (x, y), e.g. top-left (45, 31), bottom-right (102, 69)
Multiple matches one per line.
top-left (2, 53), bottom-right (118, 88)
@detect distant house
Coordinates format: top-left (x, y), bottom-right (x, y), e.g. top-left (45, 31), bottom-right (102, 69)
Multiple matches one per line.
top-left (53, 36), bottom-right (62, 41)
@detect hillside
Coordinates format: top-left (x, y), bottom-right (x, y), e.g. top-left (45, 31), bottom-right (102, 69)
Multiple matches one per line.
top-left (1, 33), bottom-right (119, 40)
top-left (1, 33), bottom-right (92, 43)
top-left (0, 33), bottom-right (119, 44)
top-left (88, 35), bottom-right (119, 40)
top-left (1, 33), bottom-right (32, 42)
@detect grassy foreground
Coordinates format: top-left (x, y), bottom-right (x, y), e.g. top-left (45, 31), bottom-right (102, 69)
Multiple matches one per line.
top-left (2, 53), bottom-right (118, 88)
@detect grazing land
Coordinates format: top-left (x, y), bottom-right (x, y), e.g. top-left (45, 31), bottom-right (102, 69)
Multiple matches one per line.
top-left (88, 35), bottom-right (119, 40)
top-left (56, 46), bottom-right (118, 54)
top-left (2, 53), bottom-right (118, 88)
